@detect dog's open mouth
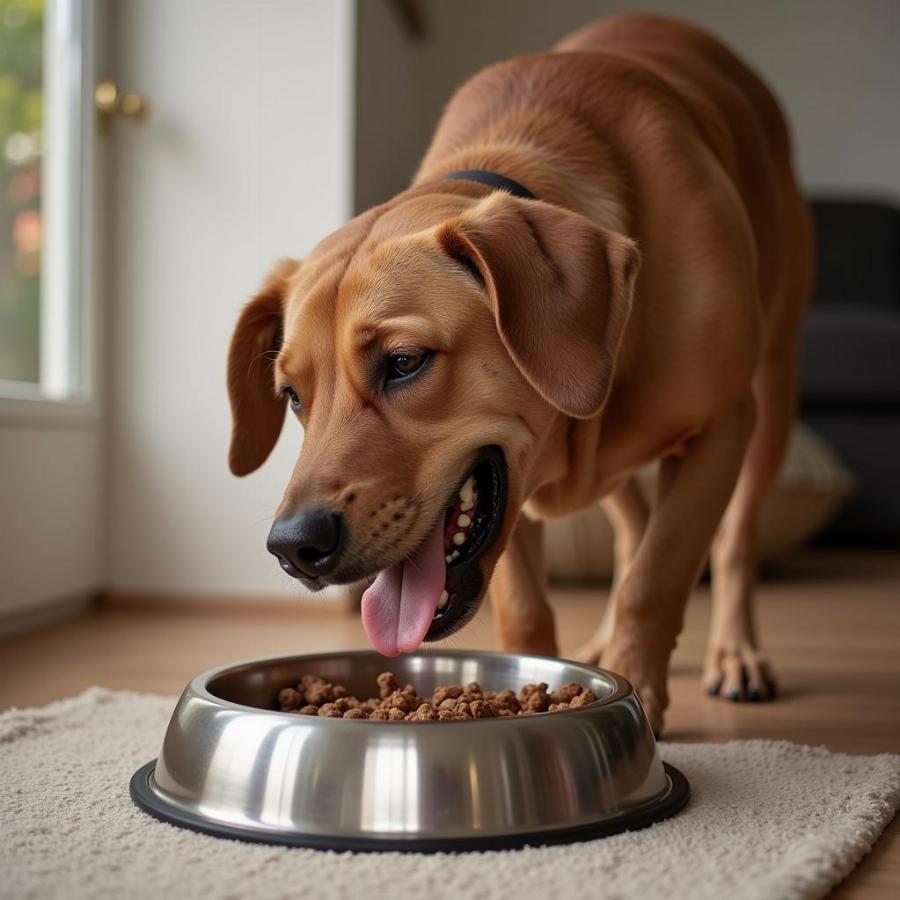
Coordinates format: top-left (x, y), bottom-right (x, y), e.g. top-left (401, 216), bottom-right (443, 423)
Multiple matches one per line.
top-left (360, 446), bottom-right (508, 656)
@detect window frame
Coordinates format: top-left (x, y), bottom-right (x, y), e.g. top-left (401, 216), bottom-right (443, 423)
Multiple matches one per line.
top-left (0, 0), bottom-right (99, 426)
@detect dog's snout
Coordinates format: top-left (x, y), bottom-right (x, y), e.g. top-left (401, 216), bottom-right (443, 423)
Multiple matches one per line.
top-left (267, 507), bottom-right (345, 578)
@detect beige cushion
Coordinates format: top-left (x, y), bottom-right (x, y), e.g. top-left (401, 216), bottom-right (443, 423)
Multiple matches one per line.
top-left (545, 423), bottom-right (857, 582)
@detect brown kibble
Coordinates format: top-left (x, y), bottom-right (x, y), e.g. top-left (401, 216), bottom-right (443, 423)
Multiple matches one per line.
top-left (494, 689), bottom-right (520, 713)
top-left (432, 685), bottom-right (463, 705)
top-left (278, 688), bottom-right (304, 710)
top-left (385, 691), bottom-right (417, 713)
top-left (519, 682), bottom-right (549, 702)
top-left (550, 682), bottom-right (584, 705)
top-left (278, 674), bottom-right (594, 723)
top-left (377, 672), bottom-right (399, 699)
top-left (520, 683), bottom-right (551, 713)
top-left (569, 689), bottom-right (598, 708)
top-left (406, 703), bottom-right (439, 722)
top-left (470, 699), bottom-right (499, 718)
top-left (305, 682), bottom-right (336, 705)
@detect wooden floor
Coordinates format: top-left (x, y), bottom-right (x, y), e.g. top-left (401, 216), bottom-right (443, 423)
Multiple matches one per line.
top-left (1, 550), bottom-right (898, 897)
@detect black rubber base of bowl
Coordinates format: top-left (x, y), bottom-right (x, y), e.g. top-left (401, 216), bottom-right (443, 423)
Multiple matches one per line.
top-left (130, 760), bottom-right (689, 853)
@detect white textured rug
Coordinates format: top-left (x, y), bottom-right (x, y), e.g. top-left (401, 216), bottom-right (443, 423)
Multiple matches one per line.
top-left (1, 689), bottom-right (898, 900)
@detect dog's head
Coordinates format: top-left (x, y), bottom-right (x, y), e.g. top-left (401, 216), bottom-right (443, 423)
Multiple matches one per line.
top-left (227, 188), bottom-right (638, 655)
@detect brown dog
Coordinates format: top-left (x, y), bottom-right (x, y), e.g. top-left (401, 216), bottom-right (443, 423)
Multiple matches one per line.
top-left (227, 14), bottom-right (813, 734)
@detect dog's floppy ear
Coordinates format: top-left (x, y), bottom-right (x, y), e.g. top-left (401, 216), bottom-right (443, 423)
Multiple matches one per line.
top-left (227, 258), bottom-right (299, 476)
top-left (438, 193), bottom-right (639, 418)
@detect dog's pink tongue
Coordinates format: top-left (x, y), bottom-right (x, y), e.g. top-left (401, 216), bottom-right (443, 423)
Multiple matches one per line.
top-left (361, 519), bottom-right (446, 657)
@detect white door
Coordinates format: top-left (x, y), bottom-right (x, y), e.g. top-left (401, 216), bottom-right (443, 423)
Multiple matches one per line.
top-left (105, 0), bottom-right (355, 598)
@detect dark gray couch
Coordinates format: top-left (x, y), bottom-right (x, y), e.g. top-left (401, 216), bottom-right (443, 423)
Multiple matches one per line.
top-left (799, 199), bottom-right (900, 544)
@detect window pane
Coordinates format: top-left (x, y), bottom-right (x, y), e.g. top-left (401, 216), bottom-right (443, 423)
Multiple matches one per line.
top-left (0, 0), bottom-right (43, 384)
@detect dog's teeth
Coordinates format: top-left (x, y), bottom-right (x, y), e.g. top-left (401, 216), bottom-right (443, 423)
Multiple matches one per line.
top-left (453, 532), bottom-right (466, 546)
top-left (451, 550), bottom-right (460, 561)
top-left (458, 513), bottom-right (471, 528)
top-left (459, 476), bottom-right (475, 508)
top-left (445, 555), bottom-right (453, 564)
top-left (437, 590), bottom-right (449, 610)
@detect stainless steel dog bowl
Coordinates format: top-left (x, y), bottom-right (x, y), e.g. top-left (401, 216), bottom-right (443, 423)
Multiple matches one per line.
top-left (130, 650), bottom-right (688, 851)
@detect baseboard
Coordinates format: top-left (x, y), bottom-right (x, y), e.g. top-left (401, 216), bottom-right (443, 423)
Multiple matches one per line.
top-left (99, 585), bottom-right (365, 614)
top-left (0, 592), bottom-right (99, 643)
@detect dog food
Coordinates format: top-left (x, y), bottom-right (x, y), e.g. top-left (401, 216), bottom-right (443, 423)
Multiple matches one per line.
top-left (277, 671), bottom-right (598, 720)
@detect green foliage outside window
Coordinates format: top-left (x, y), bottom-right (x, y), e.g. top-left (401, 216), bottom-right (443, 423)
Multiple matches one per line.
top-left (0, 0), bottom-right (43, 384)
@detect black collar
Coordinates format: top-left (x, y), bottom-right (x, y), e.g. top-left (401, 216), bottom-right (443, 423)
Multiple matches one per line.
top-left (442, 169), bottom-right (535, 200)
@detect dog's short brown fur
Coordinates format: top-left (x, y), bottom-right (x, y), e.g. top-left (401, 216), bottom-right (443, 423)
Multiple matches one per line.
top-left (227, 14), bottom-right (813, 733)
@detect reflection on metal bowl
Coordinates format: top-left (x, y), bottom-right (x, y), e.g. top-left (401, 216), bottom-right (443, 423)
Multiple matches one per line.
top-left (130, 650), bottom-right (688, 851)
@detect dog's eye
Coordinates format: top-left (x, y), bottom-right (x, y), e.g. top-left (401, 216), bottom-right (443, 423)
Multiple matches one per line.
top-left (386, 351), bottom-right (430, 382)
top-left (281, 385), bottom-right (302, 411)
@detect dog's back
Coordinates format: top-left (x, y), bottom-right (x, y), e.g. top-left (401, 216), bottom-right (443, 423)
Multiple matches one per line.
top-left (555, 14), bottom-right (811, 329)
top-left (420, 13), bottom-right (812, 346)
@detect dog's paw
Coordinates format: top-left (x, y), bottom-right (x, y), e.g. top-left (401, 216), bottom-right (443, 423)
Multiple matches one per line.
top-left (703, 643), bottom-right (777, 702)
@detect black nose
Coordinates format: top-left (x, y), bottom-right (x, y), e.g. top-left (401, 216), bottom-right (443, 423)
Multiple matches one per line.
top-left (267, 507), bottom-right (345, 578)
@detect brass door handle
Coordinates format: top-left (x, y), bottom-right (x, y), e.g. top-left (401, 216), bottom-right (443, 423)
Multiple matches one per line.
top-left (94, 80), bottom-right (149, 132)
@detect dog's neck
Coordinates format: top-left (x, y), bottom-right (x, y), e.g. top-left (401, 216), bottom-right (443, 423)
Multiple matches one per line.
top-left (441, 169), bottom-right (536, 201)
top-left (416, 140), bottom-right (631, 236)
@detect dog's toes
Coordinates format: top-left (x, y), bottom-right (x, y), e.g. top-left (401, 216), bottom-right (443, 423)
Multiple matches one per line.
top-left (721, 655), bottom-right (746, 701)
top-left (703, 647), bottom-right (778, 704)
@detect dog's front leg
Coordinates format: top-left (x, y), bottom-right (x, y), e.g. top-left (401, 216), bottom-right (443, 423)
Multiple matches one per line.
top-left (601, 397), bottom-right (756, 735)
top-left (489, 513), bottom-right (558, 657)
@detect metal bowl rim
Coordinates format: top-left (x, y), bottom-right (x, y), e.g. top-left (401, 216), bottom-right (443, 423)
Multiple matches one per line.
top-left (193, 648), bottom-right (634, 726)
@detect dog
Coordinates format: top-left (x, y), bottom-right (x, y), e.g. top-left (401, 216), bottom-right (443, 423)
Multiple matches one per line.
top-left (227, 14), bottom-right (813, 734)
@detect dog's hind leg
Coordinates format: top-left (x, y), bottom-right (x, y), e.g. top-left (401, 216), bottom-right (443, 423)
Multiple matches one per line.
top-left (489, 512), bottom-right (558, 656)
top-left (704, 356), bottom-right (796, 702)
top-left (574, 478), bottom-right (649, 664)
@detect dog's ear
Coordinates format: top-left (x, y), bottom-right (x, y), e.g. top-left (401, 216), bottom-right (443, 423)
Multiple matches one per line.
top-left (227, 258), bottom-right (299, 476)
top-left (438, 193), bottom-right (639, 418)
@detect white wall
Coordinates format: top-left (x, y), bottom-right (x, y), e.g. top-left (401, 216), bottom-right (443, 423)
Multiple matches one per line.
top-left (0, 425), bottom-right (103, 621)
top-left (356, 0), bottom-right (900, 210)
top-left (107, 0), bottom-right (355, 596)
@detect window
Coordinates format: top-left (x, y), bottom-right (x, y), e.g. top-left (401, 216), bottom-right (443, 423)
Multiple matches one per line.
top-left (0, 0), bottom-right (88, 403)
